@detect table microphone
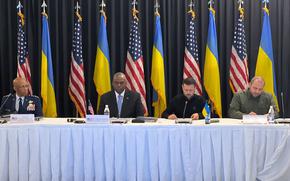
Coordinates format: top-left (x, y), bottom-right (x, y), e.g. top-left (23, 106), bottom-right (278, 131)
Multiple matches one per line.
top-left (281, 92), bottom-right (285, 120)
top-left (0, 93), bottom-right (12, 116)
top-left (182, 101), bottom-right (188, 119)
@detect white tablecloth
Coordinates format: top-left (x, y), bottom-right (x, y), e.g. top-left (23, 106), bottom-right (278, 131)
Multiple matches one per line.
top-left (0, 118), bottom-right (290, 181)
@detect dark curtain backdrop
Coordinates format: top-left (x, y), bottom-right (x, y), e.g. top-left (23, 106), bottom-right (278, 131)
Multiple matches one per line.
top-left (1, 0), bottom-right (290, 117)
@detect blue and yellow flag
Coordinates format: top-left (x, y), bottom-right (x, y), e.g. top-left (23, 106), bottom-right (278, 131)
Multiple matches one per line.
top-left (255, 2), bottom-right (279, 110)
top-left (202, 102), bottom-right (211, 118)
top-left (151, 11), bottom-right (166, 117)
top-left (41, 12), bottom-right (57, 117)
top-left (94, 11), bottom-right (111, 111)
top-left (203, 3), bottom-right (222, 117)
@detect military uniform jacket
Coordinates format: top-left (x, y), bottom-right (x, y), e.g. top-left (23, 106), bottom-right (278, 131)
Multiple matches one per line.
top-left (0, 94), bottom-right (43, 117)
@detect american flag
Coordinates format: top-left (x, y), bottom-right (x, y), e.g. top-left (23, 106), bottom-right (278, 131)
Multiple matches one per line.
top-left (68, 7), bottom-right (86, 117)
top-left (17, 10), bottom-right (32, 94)
top-left (229, 2), bottom-right (249, 93)
top-left (183, 7), bottom-right (202, 96)
top-left (87, 99), bottom-right (94, 115)
top-left (125, 3), bottom-right (147, 115)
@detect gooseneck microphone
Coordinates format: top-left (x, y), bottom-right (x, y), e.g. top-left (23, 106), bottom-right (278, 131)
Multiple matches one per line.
top-left (182, 101), bottom-right (188, 119)
top-left (281, 92), bottom-right (285, 120)
top-left (0, 93), bottom-right (12, 116)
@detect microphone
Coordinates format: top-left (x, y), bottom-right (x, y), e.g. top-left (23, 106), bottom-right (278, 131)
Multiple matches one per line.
top-left (182, 101), bottom-right (188, 119)
top-left (281, 92), bottom-right (285, 120)
top-left (0, 93), bottom-right (12, 116)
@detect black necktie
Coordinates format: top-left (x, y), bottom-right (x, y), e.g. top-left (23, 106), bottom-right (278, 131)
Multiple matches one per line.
top-left (18, 98), bottom-right (24, 113)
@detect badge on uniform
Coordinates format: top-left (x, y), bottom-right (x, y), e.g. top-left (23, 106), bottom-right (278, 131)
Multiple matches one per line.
top-left (27, 100), bottom-right (35, 111)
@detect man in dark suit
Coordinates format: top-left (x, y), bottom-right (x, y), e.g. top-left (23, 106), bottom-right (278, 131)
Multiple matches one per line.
top-left (98, 72), bottom-right (144, 118)
top-left (0, 77), bottom-right (43, 117)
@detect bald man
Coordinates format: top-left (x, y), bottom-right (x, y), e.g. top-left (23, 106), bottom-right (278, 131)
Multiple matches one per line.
top-left (228, 76), bottom-right (278, 119)
top-left (0, 77), bottom-right (42, 117)
top-left (98, 72), bottom-right (144, 118)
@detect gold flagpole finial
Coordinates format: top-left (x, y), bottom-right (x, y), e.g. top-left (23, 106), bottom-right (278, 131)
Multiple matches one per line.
top-left (187, 0), bottom-right (195, 19)
top-left (75, 1), bottom-right (82, 22)
top-left (262, 0), bottom-right (269, 8)
top-left (208, 0), bottom-right (215, 15)
top-left (208, 0), bottom-right (214, 9)
top-left (17, 1), bottom-right (24, 25)
top-left (132, 0), bottom-right (139, 20)
top-left (262, 0), bottom-right (269, 14)
top-left (237, 0), bottom-right (244, 18)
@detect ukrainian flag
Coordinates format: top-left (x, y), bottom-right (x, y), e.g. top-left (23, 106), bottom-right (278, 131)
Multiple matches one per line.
top-left (151, 13), bottom-right (166, 117)
top-left (202, 102), bottom-right (211, 118)
top-left (255, 4), bottom-right (279, 110)
top-left (203, 5), bottom-right (222, 117)
top-left (94, 12), bottom-right (111, 111)
top-left (41, 13), bottom-right (57, 117)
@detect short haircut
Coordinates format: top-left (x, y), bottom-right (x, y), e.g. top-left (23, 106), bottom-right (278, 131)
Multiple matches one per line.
top-left (113, 72), bottom-right (126, 79)
top-left (182, 77), bottom-right (196, 86)
top-left (250, 76), bottom-right (265, 86)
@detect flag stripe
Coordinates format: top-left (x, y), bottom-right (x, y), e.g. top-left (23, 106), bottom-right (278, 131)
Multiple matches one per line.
top-left (183, 11), bottom-right (202, 96)
top-left (17, 11), bottom-right (32, 95)
top-left (125, 10), bottom-right (147, 115)
top-left (229, 7), bottom-right (249, 93)
top-left (184, 50), bottom-right (202, 95)
top-left (255, 7), bottom-right (279, 110)
top-left (231, 49), bottom-right (248, 82)
top-left (94, 14), bottom-right (111, 111)
top-left (204, 7), bottom-right (222, 118)
top-left (68, 11), bottom-right (86, 117)
top-left (126, 54), bottom-right (146, 96)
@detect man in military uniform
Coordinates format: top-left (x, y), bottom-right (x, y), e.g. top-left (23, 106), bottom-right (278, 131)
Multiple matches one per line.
top-left (0, 77), bottom-right (42, 117)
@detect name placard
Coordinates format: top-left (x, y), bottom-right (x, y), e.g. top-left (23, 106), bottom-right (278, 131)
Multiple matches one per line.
top-left (10, 114), bottom-right (35, 123)
top-left (242, 115), bottom-right (268, 124)
top-left (86, 115), bottom-right (109, 124)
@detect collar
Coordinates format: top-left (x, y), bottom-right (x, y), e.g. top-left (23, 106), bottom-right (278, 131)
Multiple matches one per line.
top-left (245, 89), bottom-right (262, 99)
top-left (182, 94), bottom-right (196, 101)
top-left (115, 90), bottom-right (125, 97)
top-left (16, 94), bottom-right (25, 101)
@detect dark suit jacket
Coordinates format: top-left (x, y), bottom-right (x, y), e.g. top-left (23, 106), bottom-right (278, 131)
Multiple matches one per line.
top-left (98, 90), bottom-right (144, 118)
top-left (0, 94), bottom-right (43, 117)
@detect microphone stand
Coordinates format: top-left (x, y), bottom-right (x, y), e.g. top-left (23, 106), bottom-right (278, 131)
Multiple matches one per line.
top-left (0, 93), bottom-right (12, 116)
top-left (182, 101), bottom-right (188, 119)
top-left (281, 92), bottom-right (286, 121)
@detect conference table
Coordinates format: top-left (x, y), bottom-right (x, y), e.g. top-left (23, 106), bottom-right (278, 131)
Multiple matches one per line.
top-left (0, 118), bottom-right (290, 181)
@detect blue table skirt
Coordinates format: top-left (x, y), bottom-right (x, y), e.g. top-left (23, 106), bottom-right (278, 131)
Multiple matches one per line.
top-left (0, 124), bottom-right (290, 181)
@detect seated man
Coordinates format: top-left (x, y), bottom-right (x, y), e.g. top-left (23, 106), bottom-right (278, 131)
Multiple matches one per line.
top-left (98, 72), bottom-right (144, 118)
top-left (162, 77), bottom-right (205, 120)
top-left (0, 77), bottom-right (43, 117)
top-left (228, 76), bottom-right (279, 119)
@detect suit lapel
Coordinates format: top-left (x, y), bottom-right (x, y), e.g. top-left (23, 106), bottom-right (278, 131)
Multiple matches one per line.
top-left (110, 91), bottom-right (119, 116)
top-left (23, 97), bottom-right (28, 111)
top-left (11, 95), bottom-right (16, 112)
top-left (121, 91), bottom-right (130, 116)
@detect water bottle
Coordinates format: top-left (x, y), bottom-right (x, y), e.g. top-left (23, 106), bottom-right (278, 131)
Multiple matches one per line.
top-left (205, 113), bottom-right (211, 124)
top-left (267, 105), bottom-right (275, 124)
top-left (104, 105), bottom-right (110, 117)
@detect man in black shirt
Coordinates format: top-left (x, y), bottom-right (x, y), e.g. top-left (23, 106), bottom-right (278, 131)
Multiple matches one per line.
top-left (162, 78), bottom-right (205, 119)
